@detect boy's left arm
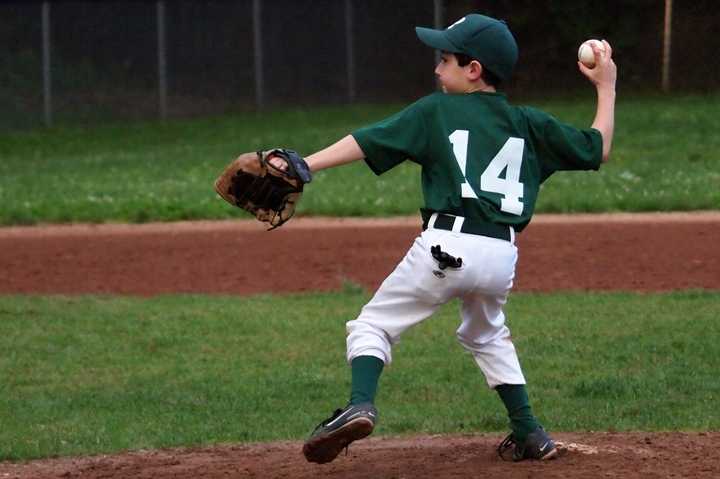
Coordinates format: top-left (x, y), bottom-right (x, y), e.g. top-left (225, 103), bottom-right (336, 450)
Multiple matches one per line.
top-left (305, 135), bottom-right (366, 172)
top-left (266, 135), bottom-right (364, 173)
top-left (214, 135), bottom-right (365, 229)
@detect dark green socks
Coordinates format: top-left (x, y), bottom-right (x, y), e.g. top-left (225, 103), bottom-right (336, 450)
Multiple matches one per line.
top-left (349, 355), bottom-right (385, 405)
top-left (496, 384), bottom-right (541, 441)
top-left (349, 360), bottom-right (539, 438)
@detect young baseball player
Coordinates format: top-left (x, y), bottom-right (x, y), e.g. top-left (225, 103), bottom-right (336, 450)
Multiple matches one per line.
top-left (295, 13), bottom-right (617, 464)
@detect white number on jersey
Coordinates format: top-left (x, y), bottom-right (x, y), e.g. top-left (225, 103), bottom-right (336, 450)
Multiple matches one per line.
top-left (448, 130), bottom-right (478, 199)
top-left (449, 130), bottom-right (525, 216)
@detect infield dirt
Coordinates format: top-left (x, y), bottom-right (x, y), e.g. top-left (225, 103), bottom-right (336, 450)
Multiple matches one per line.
top-left (1, 212), bottom-right (719, 295)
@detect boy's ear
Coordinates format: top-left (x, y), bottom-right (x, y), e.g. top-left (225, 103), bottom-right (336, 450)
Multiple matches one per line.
top-left (467, 60), bottom-right (483, 81)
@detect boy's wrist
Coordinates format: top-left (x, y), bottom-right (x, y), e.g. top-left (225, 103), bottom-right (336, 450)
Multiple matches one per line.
top-left (596, 84), bottom-right (616, 97)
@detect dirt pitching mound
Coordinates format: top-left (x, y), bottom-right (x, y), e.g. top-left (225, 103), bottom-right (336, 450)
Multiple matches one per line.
top-left (1, 432), bottom-right (718, 478)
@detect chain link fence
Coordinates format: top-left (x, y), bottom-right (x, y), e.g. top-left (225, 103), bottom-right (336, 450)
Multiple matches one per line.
top-left (1, 0), bottom-right (718, 130)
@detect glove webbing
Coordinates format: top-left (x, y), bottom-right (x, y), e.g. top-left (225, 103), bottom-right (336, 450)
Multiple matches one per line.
top-left (263, 149), bottom-right (312, 184)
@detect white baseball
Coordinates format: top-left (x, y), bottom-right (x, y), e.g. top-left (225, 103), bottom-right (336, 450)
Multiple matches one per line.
top-left (578, 39), bottom-right (605, 68)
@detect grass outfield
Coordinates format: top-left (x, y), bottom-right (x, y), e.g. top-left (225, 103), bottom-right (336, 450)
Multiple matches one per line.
top-left (0, 93), bottom-right (718, 225)
top-left (1, 290), bottom-right (718, 460)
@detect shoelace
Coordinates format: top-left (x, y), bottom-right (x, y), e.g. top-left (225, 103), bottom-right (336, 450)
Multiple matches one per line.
top-left (497, 433), bottom-right (518, 462)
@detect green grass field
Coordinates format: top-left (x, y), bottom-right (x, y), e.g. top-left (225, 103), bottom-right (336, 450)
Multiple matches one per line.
top-left (1, 93), bottom-right (718, 463)
top-left (0, 93), bottom-right (718, 225)
top-left (1, 290), bottom-right (718, 460)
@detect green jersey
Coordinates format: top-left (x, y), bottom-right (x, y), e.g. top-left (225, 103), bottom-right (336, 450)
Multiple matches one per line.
top-left (352, 92), bottom-right (602, 232)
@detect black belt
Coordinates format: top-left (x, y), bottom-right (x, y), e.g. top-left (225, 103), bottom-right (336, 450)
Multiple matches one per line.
top-left (421, 212), bottom-right (512, 242)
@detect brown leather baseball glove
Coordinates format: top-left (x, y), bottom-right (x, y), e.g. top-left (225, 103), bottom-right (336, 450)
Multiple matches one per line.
top-left (214, 148), bottom-right (312, 229)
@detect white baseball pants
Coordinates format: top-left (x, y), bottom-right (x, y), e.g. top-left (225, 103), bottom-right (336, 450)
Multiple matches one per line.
top-left (346, 226), bottom-right (526, 388)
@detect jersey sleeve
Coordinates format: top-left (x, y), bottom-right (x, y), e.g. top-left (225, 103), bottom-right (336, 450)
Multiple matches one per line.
top-left (351, 98), bottom-right (429, 175)
top-left (523, 107), bottom-right (603, 180)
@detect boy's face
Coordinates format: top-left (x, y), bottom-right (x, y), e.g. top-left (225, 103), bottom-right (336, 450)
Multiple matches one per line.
top-left (435, 52), bottom-right (471, 93)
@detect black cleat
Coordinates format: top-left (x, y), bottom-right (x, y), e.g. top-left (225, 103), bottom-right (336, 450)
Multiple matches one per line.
top-left (303, 402), bottom-right (377, 464)
top-left (498, 426), bottom-right (559, 461)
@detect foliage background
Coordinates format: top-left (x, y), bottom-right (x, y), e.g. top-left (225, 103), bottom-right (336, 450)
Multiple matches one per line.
top-left (1, 1), bottom-right (718, 129)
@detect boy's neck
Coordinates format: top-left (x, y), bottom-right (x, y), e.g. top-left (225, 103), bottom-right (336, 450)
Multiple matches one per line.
top-left (465, 84), bottom-right (497, 94)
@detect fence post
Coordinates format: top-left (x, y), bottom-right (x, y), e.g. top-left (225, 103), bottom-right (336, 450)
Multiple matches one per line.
top-left (157, 1), bottom-right (168, 120)
top-left (253, 0), bottom-right (264, 109)
top-left (42, 1), bottom-right (52, 127)
top-left (662, 0), bottom-right (673, 93)
top-left (345, 0), bottom-right (355, 103)
top-left (433, 0), bottom-right (444, 67)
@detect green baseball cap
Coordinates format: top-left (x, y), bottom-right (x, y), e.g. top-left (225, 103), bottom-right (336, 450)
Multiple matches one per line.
top-left (415, 14), bottom-right (518, 82)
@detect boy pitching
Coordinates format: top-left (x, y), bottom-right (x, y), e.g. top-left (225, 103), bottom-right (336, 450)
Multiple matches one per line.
top-left (294, 13), bottom-right (616, 463)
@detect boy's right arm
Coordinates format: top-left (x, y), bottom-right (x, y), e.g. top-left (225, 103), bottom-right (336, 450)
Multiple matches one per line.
top-left (578, 40), bottom-right (617, 163)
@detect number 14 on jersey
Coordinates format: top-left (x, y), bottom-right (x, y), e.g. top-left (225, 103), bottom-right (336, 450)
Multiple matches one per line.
top-left (449, 130), bottom-right (525, 216)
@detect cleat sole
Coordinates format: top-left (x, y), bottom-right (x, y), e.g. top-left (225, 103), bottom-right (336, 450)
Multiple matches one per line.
top-left (540, 447), bottom-right (559, 460)
top-left (303, 417), bottom-right (374, 464)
